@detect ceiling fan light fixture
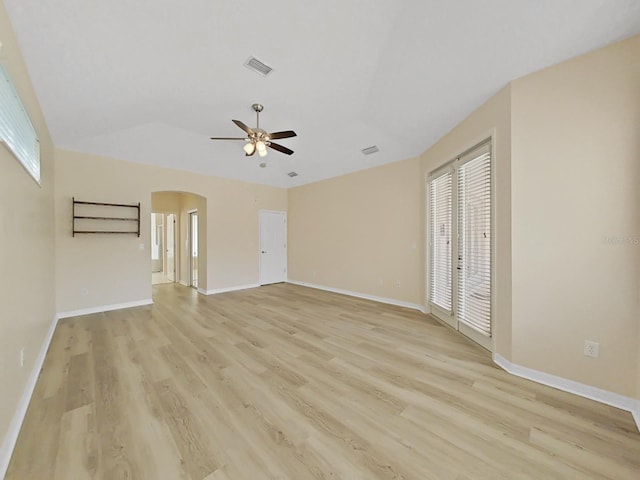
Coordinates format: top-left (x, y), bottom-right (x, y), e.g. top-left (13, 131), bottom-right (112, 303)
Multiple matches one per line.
top-left (210, 104), bottom-right (295, 157)
top-left (243, 142), bottom-right (255, 155)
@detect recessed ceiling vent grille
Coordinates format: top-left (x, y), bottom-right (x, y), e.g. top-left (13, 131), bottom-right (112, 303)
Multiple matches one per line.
top-left (244, 57), bottom-right (273, 76)
top-left (287, 171), bottom-right (298, 177)
top-left (361, 145), bottom-right (380, 155)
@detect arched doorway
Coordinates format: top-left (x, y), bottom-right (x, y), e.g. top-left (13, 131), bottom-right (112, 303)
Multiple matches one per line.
top-left (151, 191), bottom-right (207, 291)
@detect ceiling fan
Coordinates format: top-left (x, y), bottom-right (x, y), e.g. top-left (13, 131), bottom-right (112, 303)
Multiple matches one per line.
top-left (210, 103), bottom-right (297, 158)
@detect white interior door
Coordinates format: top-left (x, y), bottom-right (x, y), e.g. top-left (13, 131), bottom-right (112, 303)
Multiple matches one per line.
top-left (259, 211), bottom-right (287, 285)
top-left (166, 213), bottom-right (176, 282)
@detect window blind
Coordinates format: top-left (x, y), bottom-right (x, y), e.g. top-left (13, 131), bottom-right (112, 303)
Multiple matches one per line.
top-left (0, 65), bottom-right (40, 183)
top-left (429, 170), bottom-right (453, 312)
top-left (457, 147), bottom-right (491, 336)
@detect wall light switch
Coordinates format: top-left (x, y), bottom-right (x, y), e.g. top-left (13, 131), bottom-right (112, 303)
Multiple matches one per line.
top-left (139, 243), bottom-right (145, 250)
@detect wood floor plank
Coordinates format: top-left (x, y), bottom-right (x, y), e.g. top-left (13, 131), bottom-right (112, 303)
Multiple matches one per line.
top-left (112, 335), bottom-right (189, 480)
top-left (65, 352), bottom-right (94, 412)
top-left (90, 321), bottom-right (143, 479)
top-left (53, 405), bottom-right (97, 480)
top-left (154, 377), bottom-right (219, 479)
top-left (6, 283), bottom-right (640, 479)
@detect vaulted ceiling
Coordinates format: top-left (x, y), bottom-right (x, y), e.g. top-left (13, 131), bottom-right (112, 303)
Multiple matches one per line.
top-left (5, 0), bottom-right (640, 187)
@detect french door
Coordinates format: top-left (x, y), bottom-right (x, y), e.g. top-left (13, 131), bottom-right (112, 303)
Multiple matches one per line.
top-left (428, 141), bottom-right (492, 349)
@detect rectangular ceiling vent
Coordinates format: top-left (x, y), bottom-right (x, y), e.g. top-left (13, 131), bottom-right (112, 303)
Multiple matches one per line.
top-left (361, 145), bottom-right (380, 155)
top-left (287, 171), bottom-right (298, 177)
top-left (244, 56), bottom-right (273, 76)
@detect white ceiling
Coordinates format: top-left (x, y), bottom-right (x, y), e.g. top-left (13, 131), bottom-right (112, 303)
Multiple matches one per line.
top-left (5, 0), bottom-right (640, 188)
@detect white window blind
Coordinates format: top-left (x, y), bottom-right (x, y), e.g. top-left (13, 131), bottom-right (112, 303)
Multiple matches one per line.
top-left (0, 65), bottom-right (40, 184)
top-left (457, 146), bottom-right (491, 336)
top-left (429, 170), bottom-right (453, 312)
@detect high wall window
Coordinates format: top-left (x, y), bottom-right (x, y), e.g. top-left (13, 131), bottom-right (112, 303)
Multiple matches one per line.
top-left (428, 140), bottom-right (492, 348)
top-left (0, 65), bottom-right (40, 184)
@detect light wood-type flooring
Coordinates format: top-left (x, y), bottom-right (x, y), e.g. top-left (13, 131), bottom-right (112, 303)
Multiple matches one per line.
top-left (7, 283), bottom-right (640, 479)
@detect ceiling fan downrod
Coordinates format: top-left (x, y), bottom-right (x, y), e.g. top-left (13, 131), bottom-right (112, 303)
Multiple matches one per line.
top-left (252, 103), bottom-right (263, 131)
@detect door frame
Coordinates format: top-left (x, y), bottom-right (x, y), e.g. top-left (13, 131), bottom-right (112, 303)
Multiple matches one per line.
top-left (188, 209), bottom-right (198, 288)
top-left (258, 210), bottom-right (287, 285)
top-left (425, 135), bottom-right (496, 351)
top-left (151, 212), bottom-right (164, 274)
top-left (165, 213), bottom-right (177, 282)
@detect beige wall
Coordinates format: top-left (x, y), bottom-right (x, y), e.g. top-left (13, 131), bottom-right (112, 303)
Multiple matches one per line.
top-left (288, 158), bottom-right (423, 305)
top-left (0, 1), bottom-right (56, 456)
top-left (419, 86), bottom-right (512, 358)
top-left (151, 191), bottom-right (182, 213)
top-left (510, 35), bottom-right (640, 397)
top-left (55, 149), bottom-right (286, 313)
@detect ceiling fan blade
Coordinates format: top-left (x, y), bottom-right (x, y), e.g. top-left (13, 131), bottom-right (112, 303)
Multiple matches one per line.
top-left (268, 130), bottom-right (297, 140)
top-left (232, 119), bottom-right (253, 135)
top-left (268, 142), bottom-right (294, 155)
top-left (210, 137), bottom-right (247, 140)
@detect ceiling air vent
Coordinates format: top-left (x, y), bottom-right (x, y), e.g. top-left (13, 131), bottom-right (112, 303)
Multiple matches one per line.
top-left (287, 171), bottom-right (298, 178)
top-left (244, 56), bottom-right (273, 76)
top-left (361, 145), bottom-right (380, 155)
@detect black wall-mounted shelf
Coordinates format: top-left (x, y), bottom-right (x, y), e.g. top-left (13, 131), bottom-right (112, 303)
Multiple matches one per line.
top-left (72, 198), bottom-right (141, 237)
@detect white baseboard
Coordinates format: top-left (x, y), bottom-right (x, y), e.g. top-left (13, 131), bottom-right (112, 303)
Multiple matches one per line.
top-left (198, 283), bottom-right (261, 295)
top-left (633, 401), bottom-right (640, 429)
top-left (493, 353), bottom-right (640, 431)
top-left (56, 298), bottom-right (153, 319)
top-left (287, 280), bottom-right (426, 313)
top-left (0, 314), bottom-right (59, 479)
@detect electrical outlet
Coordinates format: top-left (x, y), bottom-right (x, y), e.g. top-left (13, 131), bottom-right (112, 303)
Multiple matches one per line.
top-left (395, 280), bottom-right (401, 288)
top-left (584, 340), bottom-right (599, 358)
top-left (81, 288), bottom-right (89, 296)
top-left (20, 348), bottom-right (24, 367)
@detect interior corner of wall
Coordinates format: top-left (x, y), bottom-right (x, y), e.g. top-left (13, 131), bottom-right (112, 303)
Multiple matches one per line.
top-left (494, 343), bottom-right (512, 364)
